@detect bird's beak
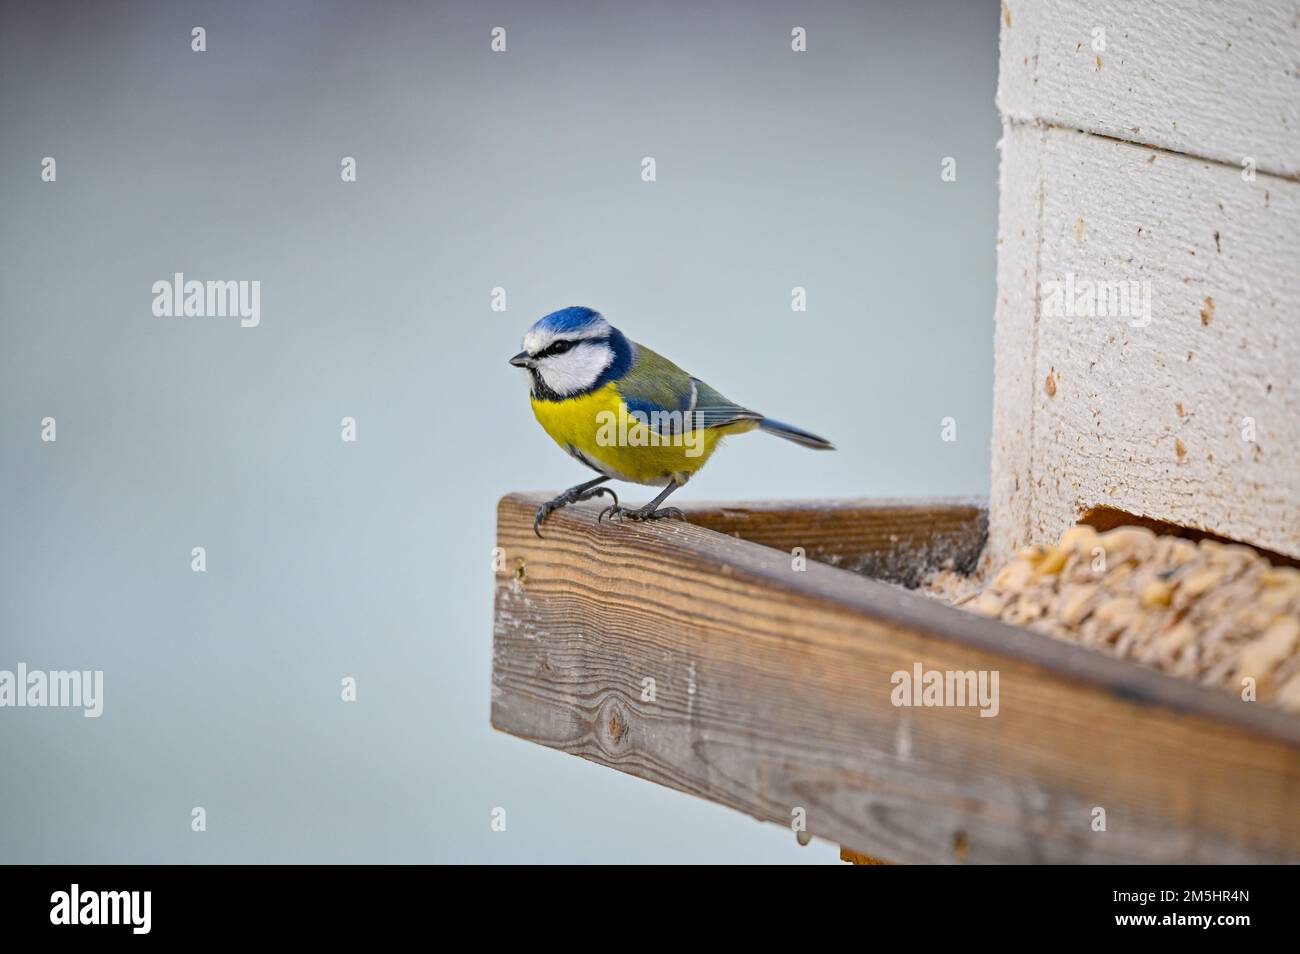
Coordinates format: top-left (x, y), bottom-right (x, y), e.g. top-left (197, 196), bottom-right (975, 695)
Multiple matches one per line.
top-left (509, 351), bottom-right (534, 369)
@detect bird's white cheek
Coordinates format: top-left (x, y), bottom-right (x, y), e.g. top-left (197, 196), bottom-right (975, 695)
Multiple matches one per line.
top-left (538, 346), bottom-right (613, 395)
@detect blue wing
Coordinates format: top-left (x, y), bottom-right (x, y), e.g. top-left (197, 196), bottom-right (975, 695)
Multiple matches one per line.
top-left (616, 343), bottom-right (762, 435)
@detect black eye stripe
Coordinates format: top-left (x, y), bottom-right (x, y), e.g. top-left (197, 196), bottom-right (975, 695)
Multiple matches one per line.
top-left (540, 339), bottom-right (576, 357)
top-left (534, 334), bottom-right (610, 359)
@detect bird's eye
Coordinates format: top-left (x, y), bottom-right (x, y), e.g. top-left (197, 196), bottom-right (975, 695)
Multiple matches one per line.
top-left (548, 340), bottom-right (573, 355)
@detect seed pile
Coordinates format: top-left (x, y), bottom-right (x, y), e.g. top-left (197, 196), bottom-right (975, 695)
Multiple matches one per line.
top-left (956, 524), bottom-right (1300, 712)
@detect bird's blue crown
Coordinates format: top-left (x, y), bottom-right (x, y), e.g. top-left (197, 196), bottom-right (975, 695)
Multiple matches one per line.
top-left (523, 306), bottom-right (633, 397)
top-left (531, 306), bottom-right (605, 336)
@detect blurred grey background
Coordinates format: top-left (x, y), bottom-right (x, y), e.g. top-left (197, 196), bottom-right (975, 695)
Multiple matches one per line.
top-left (0, 0), bottom-right (998, 862)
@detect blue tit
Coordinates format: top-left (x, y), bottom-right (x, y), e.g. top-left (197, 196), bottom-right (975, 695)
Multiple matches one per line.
top-left (509, 306), bottom-right (833, 535)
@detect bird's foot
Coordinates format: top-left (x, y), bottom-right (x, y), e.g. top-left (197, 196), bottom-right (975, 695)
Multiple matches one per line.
top-left (534, 486), bottom-right (618, 537)
top-left (598, 504), bottom-right (687, 524)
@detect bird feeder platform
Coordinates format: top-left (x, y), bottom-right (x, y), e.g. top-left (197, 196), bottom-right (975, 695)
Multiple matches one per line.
top-left (490, 493), bottom-right (1300, 863)
top-left (490, 2), bottom-right (1300, 863)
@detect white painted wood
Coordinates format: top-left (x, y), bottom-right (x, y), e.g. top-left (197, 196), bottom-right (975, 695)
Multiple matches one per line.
top-left (989, 121), bottom-right (1300, 563)
top-left (998, 0), bottom-right (1300, 178)
top-left (988, 118), bottom-right (1044, 564)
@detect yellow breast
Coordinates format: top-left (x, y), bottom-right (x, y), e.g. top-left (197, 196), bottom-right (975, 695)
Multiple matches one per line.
top-left (530, 383), bottom-right (755, 486)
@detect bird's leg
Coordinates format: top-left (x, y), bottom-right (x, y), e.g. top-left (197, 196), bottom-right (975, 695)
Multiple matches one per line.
top-left (599, 480), bottom-right (686, 524)
top-left (534, 476), bottom-right (617, 537)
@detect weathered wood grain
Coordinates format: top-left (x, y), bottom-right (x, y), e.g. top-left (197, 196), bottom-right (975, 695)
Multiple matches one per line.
top-left (998, 0), bottom-right (1300, 178)
top-left (493, 493), bottom-right (1300, 864)
top-left (671, 497), bottom-right (987, 586)
top-left (988, 121), bottom-right (1300, 565)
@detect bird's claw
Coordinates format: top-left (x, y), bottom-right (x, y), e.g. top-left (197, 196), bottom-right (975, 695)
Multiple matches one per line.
top-left (598, 504), bottom-right (687, 524)
top-left (534, 486), bottom-right (618, 537)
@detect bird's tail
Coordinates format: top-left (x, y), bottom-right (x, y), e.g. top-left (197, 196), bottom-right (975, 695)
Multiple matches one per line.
top-left (758, 417), bottom-right (835, 450)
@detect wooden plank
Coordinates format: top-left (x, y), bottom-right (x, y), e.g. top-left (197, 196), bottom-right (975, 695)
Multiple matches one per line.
top-left (670, 497), bottom-right (987, 587)
top-left (492, 493), bottom-right (1300, 864)
top-left (988, 121), bottom-right (1300, 564)
top-left (998, 0), bottom-right (1300, 178)
top-left (987, 115), bottom-right (1044, 568)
